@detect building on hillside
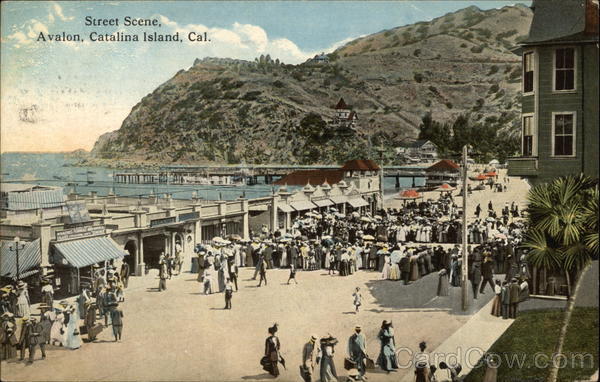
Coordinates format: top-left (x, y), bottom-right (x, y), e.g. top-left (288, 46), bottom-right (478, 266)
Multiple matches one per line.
top-left (396, 140), bottom-right (439, 163)
top-left (425, 159), bottom-right (461, 187)
top-left (330, 98), bottom-right (358, 134)
top-left (310, 52), bottom-right (330, 64)
top-left (507, 0), bottom-right (599, 184)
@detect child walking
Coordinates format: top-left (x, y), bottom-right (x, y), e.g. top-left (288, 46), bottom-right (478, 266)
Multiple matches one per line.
top-left (352, 287), bottom-right (362, 314)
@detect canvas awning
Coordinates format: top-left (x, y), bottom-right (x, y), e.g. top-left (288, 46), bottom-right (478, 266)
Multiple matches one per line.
top-left (330, 196), bottom-right (348, 205)
top-left (347, 197), bottom-right (369, 208)
top-left (313, 199), bottom-right (334, 207)
top-left (53, 237), bottom-right (127, 268)
top-left (290, 201), bottom-right (317, 211)
top-left (278, 204), bottom-right (294, 213)
top-left (0, 239), bottom-right (41, 279)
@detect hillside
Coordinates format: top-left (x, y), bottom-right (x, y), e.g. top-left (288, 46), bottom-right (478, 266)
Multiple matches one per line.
top-left (91, 4), bottom-right (532, 165)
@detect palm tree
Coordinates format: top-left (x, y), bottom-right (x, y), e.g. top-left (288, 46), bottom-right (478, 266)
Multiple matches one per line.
top-left (522, 174), bottom-right (598, 382)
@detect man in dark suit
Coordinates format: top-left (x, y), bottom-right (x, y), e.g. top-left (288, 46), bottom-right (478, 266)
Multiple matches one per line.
top-left (500, 281), bottom-right (510, 319)
top-left (19, 317), bottom-right (45, 363)
top-left (257, 259), bottom-right (268, 287)
top-left (400, 255), bottom-right (411, 285)
top-left (508, 278), bottom-right (520, 318)
top-left (469, 263), bottom-right (482, 299)
top-left (479, 256), bottom-right (495, 294)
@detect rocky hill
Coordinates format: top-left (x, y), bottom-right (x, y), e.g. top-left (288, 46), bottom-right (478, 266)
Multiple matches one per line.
top-left (91, 4), bottom-right (532, 165)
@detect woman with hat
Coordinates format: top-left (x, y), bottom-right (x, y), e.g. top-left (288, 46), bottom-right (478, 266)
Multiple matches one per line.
top-left (40, 278), bottom-right (54, 311)
top-left (15, 281), bottom-right (31, 318)
top-left (376, 320), bottom-right (398, 373)
top-left (50, 301), bottom-right (68, 346)
top-left (1, 312), bottom-right (18, 360)
top-left (262, 324), bottom-right (281, 377)
top-left (63, 303), bottom-right (82, 350)
top-left (319, 334), bottom-right (338, 382)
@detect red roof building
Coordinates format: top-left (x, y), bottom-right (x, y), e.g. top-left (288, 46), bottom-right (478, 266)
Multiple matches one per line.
top-left (334, 98), bottom-right (350, 110)
top-left (274, 170), bottom-right (344, 186)
top-left (426, 159), bottom-right (460, 173)
top-left (341, 159), bottom-right (380, 171)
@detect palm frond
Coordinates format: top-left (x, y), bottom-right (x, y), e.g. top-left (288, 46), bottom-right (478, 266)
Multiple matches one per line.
top-left (523, 229), bottom-right (562, 270)
top-left (561, 242), bottom-right (592, 271)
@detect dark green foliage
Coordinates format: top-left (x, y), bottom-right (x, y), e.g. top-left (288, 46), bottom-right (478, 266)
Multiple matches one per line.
top-left (487, 65), bottom-right (499, 75)
top-left (470, 45), bottom-right (484, 53)
top-left (413, 49), bottom-right (421, 57)
top-left (414, 72), bottom-right (424, 83)
top-left (419, 112), bottom-right (518, 162)
top-left (272, 80), bottom-right (285, 88)
top-left (489, 83), bottom-right (500, 93)
top-left (242, 91), bottom-right (262, 101)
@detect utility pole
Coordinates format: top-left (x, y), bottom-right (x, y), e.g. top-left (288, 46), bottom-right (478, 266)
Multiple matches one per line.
top-left (377, 145), bottom-right (385, 212)
top-left (461, 145), bottom-right (469, 312)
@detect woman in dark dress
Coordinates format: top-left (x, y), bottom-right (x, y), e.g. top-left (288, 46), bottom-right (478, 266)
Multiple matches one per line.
top-left (263, 324), bottom-right (281, 377)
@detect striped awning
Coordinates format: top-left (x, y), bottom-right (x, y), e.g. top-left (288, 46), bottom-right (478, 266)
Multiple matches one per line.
top-left (347, 197), bottom-right (369, 208)
top-left (313, 198), bottom-right (334, 207)
top-left (330, 196), bottom-right (348, 205)
top-left (53, 237), bottom-right (127, 268)
top-left (278, 204), bottom-right (294, 213)
top-left (290, 200), bottom-right (317, 211)
top-left (0, 239), bottom-right (41, 279)
top-left (7, 189), bottom-right (65, 211)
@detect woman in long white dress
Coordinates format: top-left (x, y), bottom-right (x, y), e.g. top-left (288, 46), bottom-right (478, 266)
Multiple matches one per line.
top-left (63, 304), bottom-right (82, 349)
top-left (15, 283), bottom-right (31, 318)
top-left (381, 255), bottom-right (392, 280)
top-left (50, 306), bottom-right (66, 346)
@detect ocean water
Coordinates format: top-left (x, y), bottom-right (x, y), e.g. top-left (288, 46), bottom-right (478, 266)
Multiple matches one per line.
top-left (0, 153), bottom-right (424, 201)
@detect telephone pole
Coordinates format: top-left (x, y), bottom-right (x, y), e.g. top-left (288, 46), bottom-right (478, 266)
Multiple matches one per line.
top-left (461, 145), bottom-right (469, 312)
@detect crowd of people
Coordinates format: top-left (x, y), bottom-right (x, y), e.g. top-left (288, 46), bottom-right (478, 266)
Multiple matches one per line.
top-left (1, 262), bottom-right (128, 364)
top-left (191, 194), bottom-right (530, 312)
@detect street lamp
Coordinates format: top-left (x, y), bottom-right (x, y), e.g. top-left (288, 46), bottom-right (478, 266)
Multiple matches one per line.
top-left (9, 236), bottom-right (25, 282)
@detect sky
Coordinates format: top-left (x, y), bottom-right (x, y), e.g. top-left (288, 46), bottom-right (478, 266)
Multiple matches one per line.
top-left (1, 1), bottom-right (529, 152)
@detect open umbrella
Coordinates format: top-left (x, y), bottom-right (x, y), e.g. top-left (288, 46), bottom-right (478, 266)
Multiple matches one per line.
top-left (485, 171), bottom-right (497, 177)
top-left (474, 174), bottom-right (488, 181)
top-left (390, 250), bottom-right (403, 263)
top-left (395, 189), bottom-right (422, 200)
top-left (362, 235), bottom-right (375, 241)
top-left (436, 183), bottom-right (456, 192)
top-left (228, 234), bottom-right (242, 241)
top-left (494, 233), bottom-right (507, 240)
top-left (360, 217), bottom-right (372, 223)
top-left (486, 217), bottom-right (496, 222)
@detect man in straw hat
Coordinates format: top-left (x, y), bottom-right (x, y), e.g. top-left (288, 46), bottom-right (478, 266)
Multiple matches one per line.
top-left (347, 325), bottom-right (368, 378)
top-left (301, 334), bottom-right (319, 382)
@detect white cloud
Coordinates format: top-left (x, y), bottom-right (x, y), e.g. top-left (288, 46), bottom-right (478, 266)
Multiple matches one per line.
top-left (156, 15), bottom-right (350, 65)
top-left (52, 2), bottom-right (74, 22)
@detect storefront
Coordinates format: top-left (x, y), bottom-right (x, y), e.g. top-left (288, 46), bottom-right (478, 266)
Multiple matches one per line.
top-left (51, 236), bottom-right (127, 295)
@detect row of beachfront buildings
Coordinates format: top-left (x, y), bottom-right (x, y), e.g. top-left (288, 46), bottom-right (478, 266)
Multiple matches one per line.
top-left (0, 160), bottom-right (382, 295)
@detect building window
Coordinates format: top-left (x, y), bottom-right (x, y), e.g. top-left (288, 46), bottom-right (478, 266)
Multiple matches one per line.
top-left (523, 52), bottom-right (534, 93)
top-left (554, 48), bottom-right (575, 91)
top-left (522, 115), bottom-right (535, 156)
top-left (553, 113), bottom-right (575, 156)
